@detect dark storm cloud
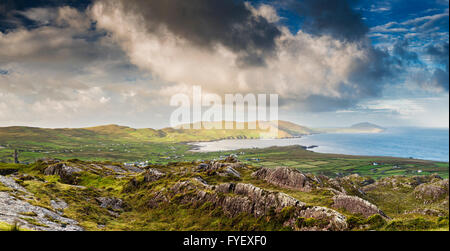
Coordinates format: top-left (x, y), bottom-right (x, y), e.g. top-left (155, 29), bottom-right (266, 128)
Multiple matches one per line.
top-left (427, 42), bottom-right (449, 68)
top-left (288, 0), bottom-right (368, 42)
top-left (118, 0), bottom-right (281, 66)
top-left (393, 40), bottom-right (420, 65)
top-left (0, 0), bottom-right (92, 14)
top-left (298, 47), bottom-right (396, 112)
top-left (0, 0), bottom-right (92, 31)
top-left (427, 42), bottom-right (449, 91)
top-left (282, 0), bottom-right (399, 100)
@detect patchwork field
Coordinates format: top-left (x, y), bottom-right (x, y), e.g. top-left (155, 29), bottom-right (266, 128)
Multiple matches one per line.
top-left (182, 146), bottom-right (449, 179)
top-left (0, 123), bottom-right (448, 180)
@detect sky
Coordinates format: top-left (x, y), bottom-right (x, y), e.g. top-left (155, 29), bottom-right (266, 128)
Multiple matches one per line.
top-left (0, 0), bottom-right (448, 129)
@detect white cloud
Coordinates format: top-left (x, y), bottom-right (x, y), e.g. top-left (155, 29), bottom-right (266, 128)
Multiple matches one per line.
top-left (246, 3), bottom-right (280, 23)
top-left (360, 96), bottom-right (449, 127)
top-left (90, 0), bottom-right (374, 107)
top-left (0, 2), bottom-right (447, 129)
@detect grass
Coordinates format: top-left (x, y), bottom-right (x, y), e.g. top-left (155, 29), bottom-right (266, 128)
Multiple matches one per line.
top-left (1, 144), bottom-right (447, 180)
top-left (182, 146), bottom-right (449, 179)
top-left (0, 124), bottom-right (448, 231)
top-left (1, 157), bottom-right (448, 231)
top-left (0, 121), bottom-right (311, 163)
top-left (0, 221), bottom-right (31, 231)
top-left (0, 124), bottom-right (447, 180)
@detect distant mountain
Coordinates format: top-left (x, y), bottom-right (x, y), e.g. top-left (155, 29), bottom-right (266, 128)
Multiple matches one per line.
top-left (0, 119), bottom-right (311, 146)
top-left (317, 122), bottom-right (385, 134)
top-left (276, 120), bottom-right (316, 136)
top-left (0, 120), bottom-right (314, 162)
top-left (172, 120), bottom-right (315, 140)
top-left (351, 122), bottom-right (385, 130)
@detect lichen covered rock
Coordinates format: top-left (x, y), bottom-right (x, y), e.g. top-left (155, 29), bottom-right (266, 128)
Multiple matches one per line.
top-left (332, 194), bottom-right (389, 219)
top-left (144, 168), bottom-right (165, 182)
top-left (157, 180), bottom-right (348, 231)
top-left (252, 167), bottom-right (314, 192)
top-left (96, 197), bottom-right (124, 211)
top-left (414, 179), bottom-right (449, 204)
top-left (43, 163), bottom-right (82, 184)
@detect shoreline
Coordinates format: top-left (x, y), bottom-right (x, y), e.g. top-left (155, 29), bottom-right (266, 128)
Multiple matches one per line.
top-left (185, 135), bottom-right (305, 151)
top-left (186, 135), bottom-right (449, 163)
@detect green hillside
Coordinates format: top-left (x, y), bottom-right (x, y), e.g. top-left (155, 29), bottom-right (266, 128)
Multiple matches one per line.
top-left (0, 121), bottom-right (312, 163)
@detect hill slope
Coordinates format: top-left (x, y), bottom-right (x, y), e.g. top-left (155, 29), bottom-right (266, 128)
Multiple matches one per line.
top-left (0, 159), bottom-right (447, 231)
top-left (0, 120), bottom-right (313, 162)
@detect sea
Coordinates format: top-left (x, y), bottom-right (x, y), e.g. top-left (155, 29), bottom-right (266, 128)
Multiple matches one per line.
top-left (189, 127), bottom-right (449, 162)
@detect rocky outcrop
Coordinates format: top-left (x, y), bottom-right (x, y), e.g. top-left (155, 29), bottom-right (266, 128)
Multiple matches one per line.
top-left (225, 155), bottom-right (238, 163)
top-left (144, 168), bottom-right (165, 182)
top-left (195, 161), bottom-right (242, 178)
top-left (0, 175), bottom-right (29, 194)
top-left (0, 175), bottom-right (82, 231)
top-left (224, 167), bottom-right (241, 178)
top-left (332, 194), bottom-right (389, 219)
top-left (405, 208), bottom-right (447, 217)
top-left (44, 163), bottom-right (82, 184)
top-left (252, 167), bottom-right (314, 192)
top-left (213, 183), bottom-right (305, 216)
top-left (154, 180), bottom-right (348, 231)
top-left (50, 199), bottom-right (68, 211)
top-left (0, 191), bottom-right (83, 231)
top-left (362, 175), bottom-right (442, 192)
top-left (37, 158), bottom-right (61, 166)
top-left (328, 174), bottom-right (374, 196)
top-left (96, 197), bottom-right (124, 211)
top-left (147, 190), bottom-right (169, 209)
top-left (414, 179), bottom-right (449, 204)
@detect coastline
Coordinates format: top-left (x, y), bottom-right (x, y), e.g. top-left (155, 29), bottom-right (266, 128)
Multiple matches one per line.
top-left (186, 128), bottom-right (449, 163)
top-left (185, 135), bottom-right (305, 152)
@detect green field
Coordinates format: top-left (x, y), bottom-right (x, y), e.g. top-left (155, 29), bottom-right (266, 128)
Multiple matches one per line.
top-left (0, 124), bottom-right (448, 179)
top-left (0, 121), bottom-right (311, 163)
top-left (0, 159), bottom-right (448, 231)
top-left (182, 146), bottom-right (449, 179)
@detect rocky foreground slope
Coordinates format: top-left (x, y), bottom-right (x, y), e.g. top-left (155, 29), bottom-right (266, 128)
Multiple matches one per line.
top-left (0, 156), bottom-right (448, 231)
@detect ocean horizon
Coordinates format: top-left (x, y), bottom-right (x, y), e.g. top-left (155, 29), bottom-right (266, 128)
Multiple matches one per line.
top-left (190, 127), bottom-right (449, 162)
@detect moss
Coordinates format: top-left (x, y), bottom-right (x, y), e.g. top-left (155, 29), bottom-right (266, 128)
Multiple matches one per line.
top-left (198, 201), bottom-right (214, 211)
top-left (437, 216), bottom-right (449, 227)
top-left (1, 157), bottom-right (448, 231)
top-left (346, 216), bottom-right (366, 229)
top-left (0, 221), bottom-right (28, 231)
top-left (44, 215), bottom-right (63, 224)
top-left (384, 217), bottom-right (437, 231)
top-left (0, 182), bottom-right (12, 192)
top-left (366, 214), bottom-right (386, 229)
top-left (278, 206), bottom-right (296, 222)
top-left (19, 217), bottom-right (49, 228)
top-left (78, 172), bottom-right (124, 191)
top-left (296, 217), bottom-right (328, 229)
top-left (20, 212), bottom-right (38, 217)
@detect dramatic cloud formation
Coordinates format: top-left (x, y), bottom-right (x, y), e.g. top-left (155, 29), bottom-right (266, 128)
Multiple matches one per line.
top-left (118, 0), bottom-right (282, 66)
top-left (287, 0), bottom-right (369, 42)
top-left (426, 42), bottom-right (449, 91)
top-left (0, 0), bottom-right (448, 128)
top-left (90, 0), bottom-right (398, 112)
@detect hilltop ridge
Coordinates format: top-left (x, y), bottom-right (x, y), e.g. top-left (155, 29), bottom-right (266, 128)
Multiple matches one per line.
top-left (0, 120), bottom-right (385, 163)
